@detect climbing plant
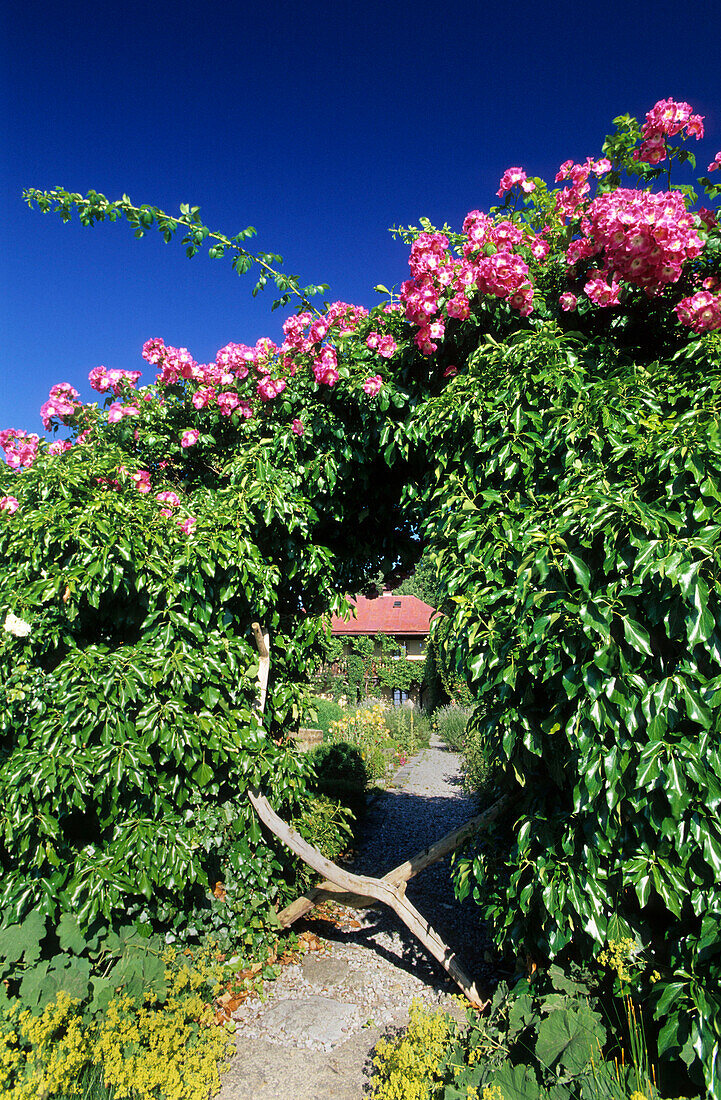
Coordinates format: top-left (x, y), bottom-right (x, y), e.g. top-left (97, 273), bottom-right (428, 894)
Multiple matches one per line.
top-left (315, 633), bottom-right (423, 703)
top-left (2, 96), bottom-right (720, 1092)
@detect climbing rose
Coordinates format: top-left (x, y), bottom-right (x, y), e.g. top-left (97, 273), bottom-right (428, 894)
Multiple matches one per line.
top-left (584, 275), bottom-right (622, 307)
top-left (376, 335), bottom-right (397, 358)
top-left (708, 152), bottom-right (721, 173)
top-left (0, 496), bottom-right (19, 514)
top-left (40, 383), bottom-right (81, 429)
top-left (156, 491), bottom-right (181, 507)
top-left (181, 429), bottom-right (199, 448)
top-left (363, 375), bottom-right (383, 396)
top-left (291, 419), bottom-right (304, 435)
top-left (48, 440), bottom-right (73, 455)
top-left (177, 516), bottom-right (197, 535)
top-left (559, 292), bottom-right (578, 311)
top-left (497, 167), bottom-right (535, 198)
top-left (107, 402), bottom-right (140, 423)
top-left (257, 377), bottom-right (287, 401)
top-left (675, 290), bottom-right (721, 333)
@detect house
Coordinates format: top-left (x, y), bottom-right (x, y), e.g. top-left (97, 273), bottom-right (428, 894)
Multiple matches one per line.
top-left (329, 592), bottom-right (437, 707)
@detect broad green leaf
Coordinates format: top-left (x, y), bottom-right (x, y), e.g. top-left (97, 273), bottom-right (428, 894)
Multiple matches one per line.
top-left (622, 617), bottom-right (653, 656)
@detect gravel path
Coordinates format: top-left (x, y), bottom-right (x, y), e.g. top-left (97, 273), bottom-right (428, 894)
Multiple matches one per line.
top-left (218, 738), bottom-right (493, 1100)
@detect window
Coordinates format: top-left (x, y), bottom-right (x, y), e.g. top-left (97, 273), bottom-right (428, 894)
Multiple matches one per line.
top-left (393, 689), bottom-right (410, 705)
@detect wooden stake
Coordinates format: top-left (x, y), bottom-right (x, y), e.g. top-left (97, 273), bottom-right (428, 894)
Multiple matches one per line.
top-left (276, 791), bottom-right (509, 927)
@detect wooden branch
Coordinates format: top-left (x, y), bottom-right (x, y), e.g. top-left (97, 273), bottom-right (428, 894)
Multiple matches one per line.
top-left (248, 786), bottom-right (487, 1008)
top-left (276, 791), bottom-right (510, 927)
top-left (251, 621), bottom-right (270, 714)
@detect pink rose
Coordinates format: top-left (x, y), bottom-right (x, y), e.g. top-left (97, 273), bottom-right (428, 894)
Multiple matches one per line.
top-left (559, 292), bottom-right (578, 312)
top-left (291, 419), bottom-right (304, 435)
top-left (0, 496), bottom-right (19, 514)
top-left (177, 516), bottom-right (197, 535)
top-left (376, 335), bottom-right (397, 358)
top-left (181, 429), bottom-right (199, 448)
top-left (156, 491), bottom-right (181, 507)
top-left (362, 375), bottom-right (383, 396)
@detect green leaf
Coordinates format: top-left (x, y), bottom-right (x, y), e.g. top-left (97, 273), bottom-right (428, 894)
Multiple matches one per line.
top-left (566, 553), bottom-right (591, 593)
top-left (57, 913), bottom-right (86, 955)
top-left (487, 1063), bottom-right (541, 1100)
top-left (536, 1005), bottom-right (606, 1076)
top-left (0, 910), bottom-right (45, 966)
top-left (623, 617), bottom-right (653, 656)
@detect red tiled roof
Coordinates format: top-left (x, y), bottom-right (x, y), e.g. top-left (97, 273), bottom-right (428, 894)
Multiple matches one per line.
top-left (330, 593), bottom-right (437, 636)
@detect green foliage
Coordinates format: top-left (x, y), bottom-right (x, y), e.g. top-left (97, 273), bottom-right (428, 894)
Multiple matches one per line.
top-left (416, 324), bottom-right (721, 1093)
top-left (290, 792), bottom-right (355, 890)
top-left (306, 695), bottom-right (344, 737)
top-left (0, 906), bottom-right (169, 1018)
top-left (307, 740), bottom-right (369, 812)
top-left (23, 188), bottom-right (328, 312)
top-left (371, 969), bottom-right (662, 1100)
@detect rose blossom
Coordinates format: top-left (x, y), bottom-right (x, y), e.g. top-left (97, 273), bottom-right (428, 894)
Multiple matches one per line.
top-left (559, 292), bottom-right (578, 311)
top-left (291, 419), bottom-right (304, 435)
top-left (181, 429), bottom-right (199, 448)
top-left (48, 440), bottom-right (73, 455)
top-left (0, 496), bottom-right (19, 514)
top-left (363, 375), bottom-right (383, 396)
top-left (497, 167), bottom-right (535, 199)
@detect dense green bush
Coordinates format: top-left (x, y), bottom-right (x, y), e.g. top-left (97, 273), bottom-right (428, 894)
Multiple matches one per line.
top-left (421, 326), bottom-right (721, 1091)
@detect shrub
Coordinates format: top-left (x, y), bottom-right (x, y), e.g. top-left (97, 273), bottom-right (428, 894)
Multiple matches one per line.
top-left (432, 704), bottom-right (473, 752)
top-left (306, 741), bottom-right (369, 820)
top-left (371, 997), bottom-right (455, 1100)
top-left (425, 325), bottom-right (721, 1092)
top-left (461, 723), bottom-right (493, 797)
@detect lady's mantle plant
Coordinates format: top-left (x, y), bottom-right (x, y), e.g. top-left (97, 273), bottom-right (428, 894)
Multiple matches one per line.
top-left (2, 96), bottom-right (720, 1093)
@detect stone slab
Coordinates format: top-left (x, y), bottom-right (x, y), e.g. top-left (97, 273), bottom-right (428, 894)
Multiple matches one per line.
top-left (300, 954), bottom-right (350, 988)
top-left (261, 995), bottom-right (358, 1046)
top-left (218, 1029), bottom-right (381, 1100)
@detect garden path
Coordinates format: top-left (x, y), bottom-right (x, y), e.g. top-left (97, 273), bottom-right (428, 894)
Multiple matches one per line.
top-left (217, 737), bottom-right (499, 1100)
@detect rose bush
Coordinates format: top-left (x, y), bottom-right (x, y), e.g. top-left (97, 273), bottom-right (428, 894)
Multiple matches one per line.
top-left (3, 97), bottom-right (720, 1092)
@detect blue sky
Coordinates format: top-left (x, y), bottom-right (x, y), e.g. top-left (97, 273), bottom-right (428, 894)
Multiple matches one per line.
top-left (3, 0), bottom-right (721, 433)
